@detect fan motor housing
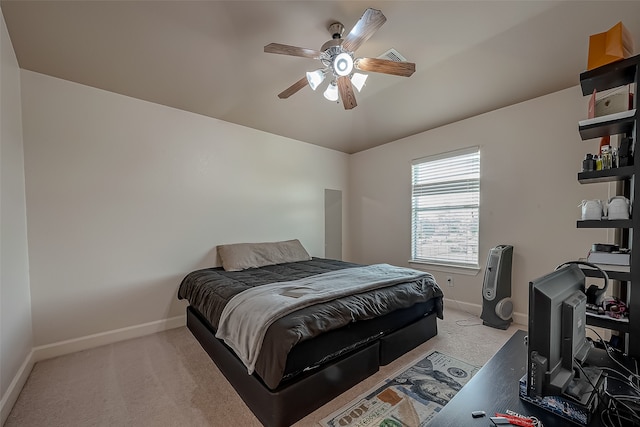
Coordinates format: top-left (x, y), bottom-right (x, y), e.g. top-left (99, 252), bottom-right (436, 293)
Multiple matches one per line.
top-left (328, 22), bottom-right (344, 39)
top-left (320, 39), bottom-right (342, 54)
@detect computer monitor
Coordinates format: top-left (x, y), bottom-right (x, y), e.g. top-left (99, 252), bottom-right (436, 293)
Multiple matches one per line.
top-left (527, 263), bottom-right (592, 398)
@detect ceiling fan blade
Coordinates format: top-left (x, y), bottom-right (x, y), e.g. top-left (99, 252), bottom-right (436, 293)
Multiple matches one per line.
top-left (341, 8), bottom-right (387, 52)
top-left (264, 43), bottom-right (321, 59)
top-left (337, 76), bottom-right (357, 110)
top-left (278, 76), bottom-right (309, 99)
top-left (355, 57), bottom-right (416, 77)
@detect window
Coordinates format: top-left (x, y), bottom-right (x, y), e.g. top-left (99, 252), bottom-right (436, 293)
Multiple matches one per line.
top-left (411, 147), bottom-right (480, 267)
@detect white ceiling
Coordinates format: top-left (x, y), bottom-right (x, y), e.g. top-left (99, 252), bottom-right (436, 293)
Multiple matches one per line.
top-left (2, 1), bottom-right (640, 153)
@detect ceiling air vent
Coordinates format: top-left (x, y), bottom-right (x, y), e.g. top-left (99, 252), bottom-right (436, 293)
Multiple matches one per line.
top-left (377, 48), bottom-right (407, 62)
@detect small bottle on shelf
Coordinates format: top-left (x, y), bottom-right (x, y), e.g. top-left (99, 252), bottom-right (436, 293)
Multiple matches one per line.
top-left (602, 145), bottom-right (613, 169)
top-left (582, 153), bottom-right (595, 171)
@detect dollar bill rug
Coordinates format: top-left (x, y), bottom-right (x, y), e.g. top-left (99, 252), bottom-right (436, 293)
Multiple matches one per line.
top-left (319, 350), bottom-right (479, 427)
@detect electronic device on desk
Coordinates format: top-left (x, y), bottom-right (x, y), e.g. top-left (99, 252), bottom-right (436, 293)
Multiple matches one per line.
top-left (522, 262), bottom-right (606, 425)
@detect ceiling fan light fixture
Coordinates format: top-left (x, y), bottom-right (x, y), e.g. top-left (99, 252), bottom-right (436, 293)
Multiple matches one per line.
top-left (264, 8), bottom-right (415, 110)
top-left (333, 52), bottom-right (353, 76)
top-left (351, 73), bottom-right (368, 92)
top-left (324, 81), bottom-right (339, 102)
top-left (306, 69), bottom-right (326, 91)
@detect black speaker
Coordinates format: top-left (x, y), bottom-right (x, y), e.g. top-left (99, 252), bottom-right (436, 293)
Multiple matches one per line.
top-left (480, 245), bottom-right (514, 330)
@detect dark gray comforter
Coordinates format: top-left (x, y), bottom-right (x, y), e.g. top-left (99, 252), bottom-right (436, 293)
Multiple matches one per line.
top-left (178, 258), bottom-right (443, 389)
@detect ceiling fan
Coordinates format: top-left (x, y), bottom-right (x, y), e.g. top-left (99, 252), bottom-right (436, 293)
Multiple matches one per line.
top-left (264, 8), bottom-right (416, 110)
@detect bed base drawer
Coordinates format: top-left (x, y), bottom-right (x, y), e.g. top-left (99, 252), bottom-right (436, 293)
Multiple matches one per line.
top-left (379, 312), bottom-right (438, 365)
top-left (187, 306), bottom-right (380, 427)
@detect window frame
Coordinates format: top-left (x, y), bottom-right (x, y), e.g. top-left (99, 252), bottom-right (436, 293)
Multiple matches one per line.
top-left (410, 146), bottom-right (480, 270)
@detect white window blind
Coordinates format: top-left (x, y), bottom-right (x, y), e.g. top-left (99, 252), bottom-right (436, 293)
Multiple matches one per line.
top-left (411, 147), bottom-right (480, 267)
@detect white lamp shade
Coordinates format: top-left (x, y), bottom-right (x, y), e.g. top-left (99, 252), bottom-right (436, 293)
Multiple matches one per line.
top-left (333, 52), bottom-right (354, 77)
top-left (306, 69), bottom-right (325, 91)
top-left (324, 82), bottom-right (339, 102)
top-left (351, 73), bottom-right (368, 92)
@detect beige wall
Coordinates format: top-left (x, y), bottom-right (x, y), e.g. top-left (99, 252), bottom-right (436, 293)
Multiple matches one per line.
top-left (348, 86), bottom-right (613, 321)
top-left (0, 9), bottom-right (33, 425)
top-left (20, 70), bottom-right (349, 348)
top-left (21, 71), bottom-right (615, 348)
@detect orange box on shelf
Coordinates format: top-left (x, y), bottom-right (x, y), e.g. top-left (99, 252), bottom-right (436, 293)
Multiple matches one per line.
top-left (587, 21), bottom-right (634, 71)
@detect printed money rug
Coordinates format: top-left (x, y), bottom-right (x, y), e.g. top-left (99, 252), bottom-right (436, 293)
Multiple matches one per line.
top-left (319, 350), bottom-right (479, 427)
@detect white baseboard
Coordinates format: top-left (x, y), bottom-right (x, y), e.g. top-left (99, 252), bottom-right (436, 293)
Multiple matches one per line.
top-left (0, 349), bottom-right (35, 427)
top-left (443, 298), bottom-right (527, 326)
top-left (32, 314), bottom-right (186, 362)
top-left (512, 311), bottom-right (527, 326)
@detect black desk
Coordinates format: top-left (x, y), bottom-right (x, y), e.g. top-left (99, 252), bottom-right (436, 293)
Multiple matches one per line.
top-left (431, 329), bottom-right (609, 427)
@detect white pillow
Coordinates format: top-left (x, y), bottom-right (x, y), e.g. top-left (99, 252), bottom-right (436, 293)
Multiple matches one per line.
top-left (217, 239), bottom-right (312, 271)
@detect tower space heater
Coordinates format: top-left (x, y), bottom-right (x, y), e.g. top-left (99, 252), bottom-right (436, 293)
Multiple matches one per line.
top-left (480, 245), bottom-right (514, 330)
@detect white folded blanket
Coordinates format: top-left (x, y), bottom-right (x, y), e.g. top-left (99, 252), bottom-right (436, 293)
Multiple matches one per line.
top-left (215, 264), bottom-right (430, 374)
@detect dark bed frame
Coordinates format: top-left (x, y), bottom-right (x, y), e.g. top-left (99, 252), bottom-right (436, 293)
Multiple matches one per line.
top-left (186, 305), bottom-right (438, 427)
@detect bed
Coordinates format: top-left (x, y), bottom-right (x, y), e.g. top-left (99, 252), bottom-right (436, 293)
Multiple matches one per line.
top-left (177, 240), bottom-right (443, 427)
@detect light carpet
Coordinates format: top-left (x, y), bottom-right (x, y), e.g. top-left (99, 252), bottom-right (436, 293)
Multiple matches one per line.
top-left (5, 307), bottom-right (521, 427)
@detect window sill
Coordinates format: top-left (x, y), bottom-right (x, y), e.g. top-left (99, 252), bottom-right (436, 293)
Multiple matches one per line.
top-left (408, 260), bottom-right (480, 276)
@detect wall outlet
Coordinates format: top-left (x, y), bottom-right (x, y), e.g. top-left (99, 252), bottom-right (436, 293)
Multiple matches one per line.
top-left (446, 276), bottom-right (453, 287)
